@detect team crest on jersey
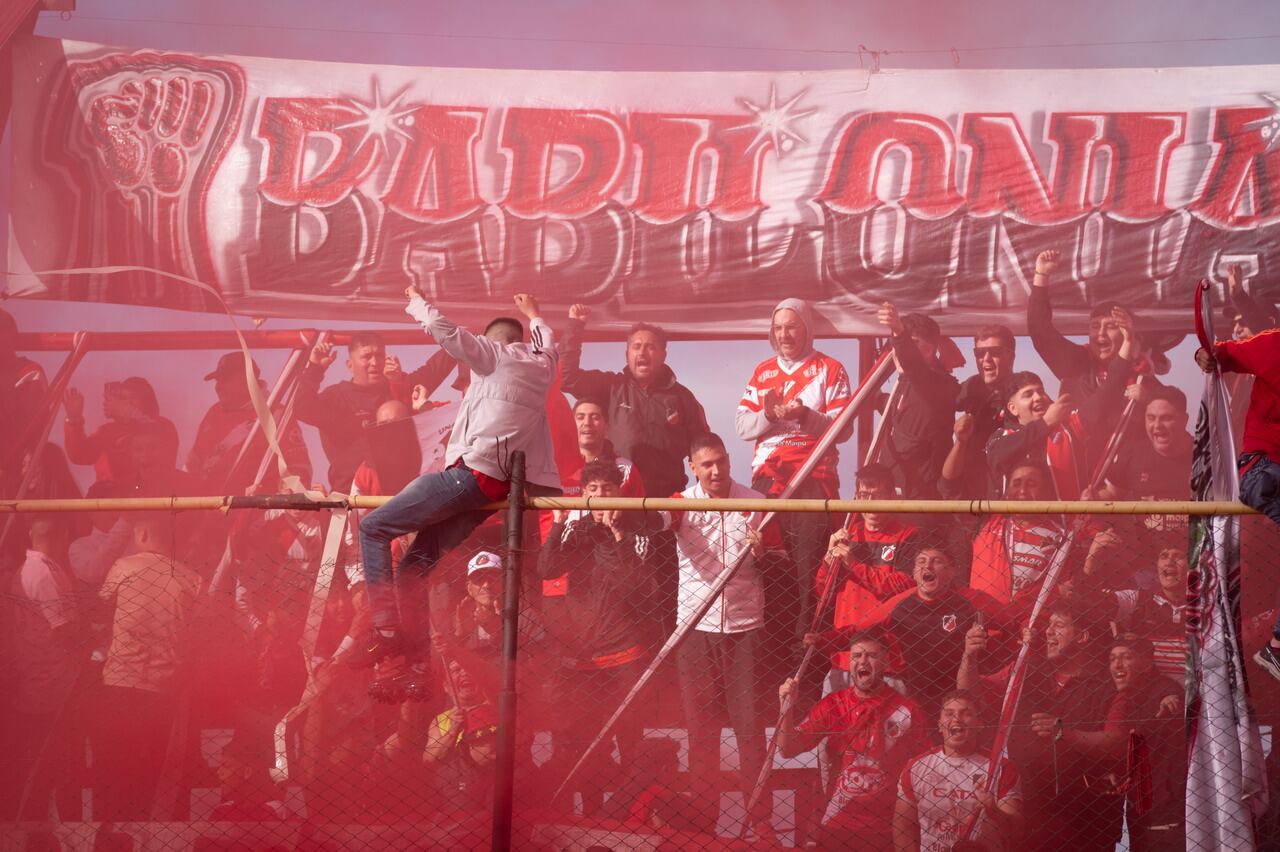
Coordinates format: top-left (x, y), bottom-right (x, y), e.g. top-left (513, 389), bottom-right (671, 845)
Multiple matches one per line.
top-left (942, 614), bottom-right (957, 633)
top-left (881, 544), bottom-right (896, 562)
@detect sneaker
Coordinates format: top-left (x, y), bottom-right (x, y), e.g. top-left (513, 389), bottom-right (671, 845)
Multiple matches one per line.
top-left (368, 664), bottom-right (434, 704)
top-left (1254, 645), bottom-right (1280, 683)
top-left (343, 629), bottom-right (409, 670)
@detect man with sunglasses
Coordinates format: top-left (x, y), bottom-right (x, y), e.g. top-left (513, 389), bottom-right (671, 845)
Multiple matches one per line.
top-left (942, 326), bottom-right (1017, 498)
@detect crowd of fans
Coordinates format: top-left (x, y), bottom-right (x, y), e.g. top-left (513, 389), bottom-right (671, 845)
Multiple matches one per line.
top-left (1, 249), bottom-right (1278, 851)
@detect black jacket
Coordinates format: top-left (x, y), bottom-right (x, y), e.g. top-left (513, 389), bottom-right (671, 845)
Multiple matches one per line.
top-left (940, 375), bottom-right (1007, 498)
top-left (293, 348), bottom-right (454, 491)
top-left (559, 318), bottom-right (709, 497)
top-left (1008, 660), bottom-right (1122, 847)
top-left (537, 515), bottom-right (658, 664)
top-left (882, 333), bottom-right (960, 498)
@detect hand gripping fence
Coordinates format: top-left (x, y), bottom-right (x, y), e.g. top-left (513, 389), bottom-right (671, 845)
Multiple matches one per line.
top-left (550, 347), bottom-right (896, 805)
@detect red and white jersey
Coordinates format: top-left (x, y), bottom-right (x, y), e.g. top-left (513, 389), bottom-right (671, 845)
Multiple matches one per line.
top-left (1004, 520), bottom-right (1062, 598)
top-left (660, 480), bottom-right (778, 633)
top-left (738, 351), bottom-right (852, 495)
top-left (899, 749), bottom-right (1021, 852)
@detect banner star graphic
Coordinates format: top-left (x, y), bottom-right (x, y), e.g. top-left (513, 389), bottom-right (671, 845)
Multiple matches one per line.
top-left (335, 80), bottom-right (417, 152)
top-left (730, 84), bottom-right (816, 158)
top-left (1244, 93), bottom-right (1280, 153)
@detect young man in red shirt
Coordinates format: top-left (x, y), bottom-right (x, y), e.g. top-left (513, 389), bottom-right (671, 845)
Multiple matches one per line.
top-left (812, 463), bottom-right (917, 696)
top-left (779, 632), bottom-right (930, 851)
top-left (1197, 327), bottom-right (1280, 679)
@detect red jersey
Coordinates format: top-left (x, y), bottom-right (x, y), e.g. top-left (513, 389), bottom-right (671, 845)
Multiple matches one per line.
top-left (738, 351), bottom-right (852, 497)
top-left (1215, 329), bottom-right (1280, 464)
top-left (796, 685), bottom-right (930, 834)
top-left (815, 516), bottom-right (917, 671)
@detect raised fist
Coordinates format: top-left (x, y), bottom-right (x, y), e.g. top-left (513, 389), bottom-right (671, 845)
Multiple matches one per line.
top-left (1035, 249), bottom-right (1060, 276)
top-left (87, 75), bottom-right (217, 194)
top-left (513, 293), bottom-right (540, 319)
top-left (877, 302), bottom-right (904, 336)
top-left (569, 304), bottom-right (590, 322)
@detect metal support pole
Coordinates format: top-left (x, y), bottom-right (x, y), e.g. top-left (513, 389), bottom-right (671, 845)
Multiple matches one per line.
top-left (855, 337), bottom-right (880, 467)
top-left (491, 451), bottom-right (526, 852)
top-left (221, 335), bottom-right (315, 487)
top-left (250, 331), bottom-right (330, 489)
top-left (0, 331), bottom-right (92, 552)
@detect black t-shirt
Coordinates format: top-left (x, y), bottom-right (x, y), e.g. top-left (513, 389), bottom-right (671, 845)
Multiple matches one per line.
top-left (1108, 439), bottom-right (1192, 501)
top-left (302, 378), bottom-right (391, 492)
top-left (887, 590), bottom-right (979, 714)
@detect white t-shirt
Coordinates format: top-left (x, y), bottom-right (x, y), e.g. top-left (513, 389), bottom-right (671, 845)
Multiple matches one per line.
top-left (898, 748), bottom-right (1021, 852)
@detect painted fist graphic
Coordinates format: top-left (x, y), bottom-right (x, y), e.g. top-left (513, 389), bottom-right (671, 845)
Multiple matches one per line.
top-left (88, 75), bottom-right (217, 194)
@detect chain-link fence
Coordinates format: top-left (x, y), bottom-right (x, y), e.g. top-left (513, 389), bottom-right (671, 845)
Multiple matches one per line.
top-left (2, 496), bottom-right (1278, 851)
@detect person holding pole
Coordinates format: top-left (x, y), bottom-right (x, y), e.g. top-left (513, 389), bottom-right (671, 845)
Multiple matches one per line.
top-left (893, 690), bottom-right (1023, 852)
top-left (1195, 322), bottom-right (1280, 680)
top-left (187, 352), bottom-right (311, 493)
top-left (736, 298), bottom-right (853, 657)
top-left (659, 431), bottom-right (780, 840)
top-left (876, 302), bottom-right (961, 499)
top-left (352, 288), bottom-right (561, 701)
top-left (778, 632), bottom-right (930, 851)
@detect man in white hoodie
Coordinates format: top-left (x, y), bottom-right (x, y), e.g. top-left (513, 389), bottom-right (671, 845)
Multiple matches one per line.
top-left (736, 298), bottom-right (853, 662)
top-left (354, 289), bottom-right (560, 697)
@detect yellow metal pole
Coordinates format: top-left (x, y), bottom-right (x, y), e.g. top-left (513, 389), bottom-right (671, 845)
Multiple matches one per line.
top-left (0, 496), bottom-right (1257, 516)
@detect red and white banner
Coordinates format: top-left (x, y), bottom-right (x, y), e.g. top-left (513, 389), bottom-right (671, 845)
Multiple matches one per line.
top-left (8, 37), bottom-right (1280, 336)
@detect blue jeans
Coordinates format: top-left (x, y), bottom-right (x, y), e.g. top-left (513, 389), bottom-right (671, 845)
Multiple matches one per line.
top-left (1239, 455), bottom-right (1280, 639)
top-left (359, 465), bottom-right (495, 633)
top-left (1241, 454), bottom-right (1280, 527)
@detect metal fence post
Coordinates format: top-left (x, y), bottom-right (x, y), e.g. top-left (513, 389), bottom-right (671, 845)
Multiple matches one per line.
top-left (491, 450), bottom-right (526, 851)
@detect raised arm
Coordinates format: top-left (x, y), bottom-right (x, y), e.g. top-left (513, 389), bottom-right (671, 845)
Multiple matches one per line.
top-left (536, 512), bottom-right (577, 580)
top-left (1027, 250), bottom-right (1092, 382)
top-left (292, 340), bottom-right (336, 427)
top-left (61, 388), bottom-right (99, 465)
top-left (776, 677), bottom-right (823, 758)
top-left (404, 289), bottom-right (550, 376)
top-left (405, 346), bottom-right (458, 399)
top-left (558, 304), bottom-right (618, 398)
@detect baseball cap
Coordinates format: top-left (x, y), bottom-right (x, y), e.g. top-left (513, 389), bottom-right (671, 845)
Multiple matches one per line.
top-left (204, 352), bottom-right (262, 382)
top-left (467, 551), bottom-right (503, 576)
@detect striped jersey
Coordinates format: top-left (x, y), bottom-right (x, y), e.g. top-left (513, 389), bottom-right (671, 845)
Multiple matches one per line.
top-left (738, 352), bottom-right (852, 496)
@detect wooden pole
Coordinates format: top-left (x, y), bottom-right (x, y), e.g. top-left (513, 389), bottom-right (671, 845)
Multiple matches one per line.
top-left (0, 495), bottom-right (1257, 516)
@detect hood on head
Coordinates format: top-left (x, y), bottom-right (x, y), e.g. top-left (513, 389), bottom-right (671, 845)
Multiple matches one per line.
top-left (769, 298), bottom-right (814, 360)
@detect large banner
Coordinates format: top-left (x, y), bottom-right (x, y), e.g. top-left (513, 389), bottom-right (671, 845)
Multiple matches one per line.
top-left (8, 37), bottom-right (1280, 336)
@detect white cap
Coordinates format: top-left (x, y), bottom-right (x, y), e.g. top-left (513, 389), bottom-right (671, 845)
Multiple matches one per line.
top-left (467, 550), bottom-right (503, 576)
